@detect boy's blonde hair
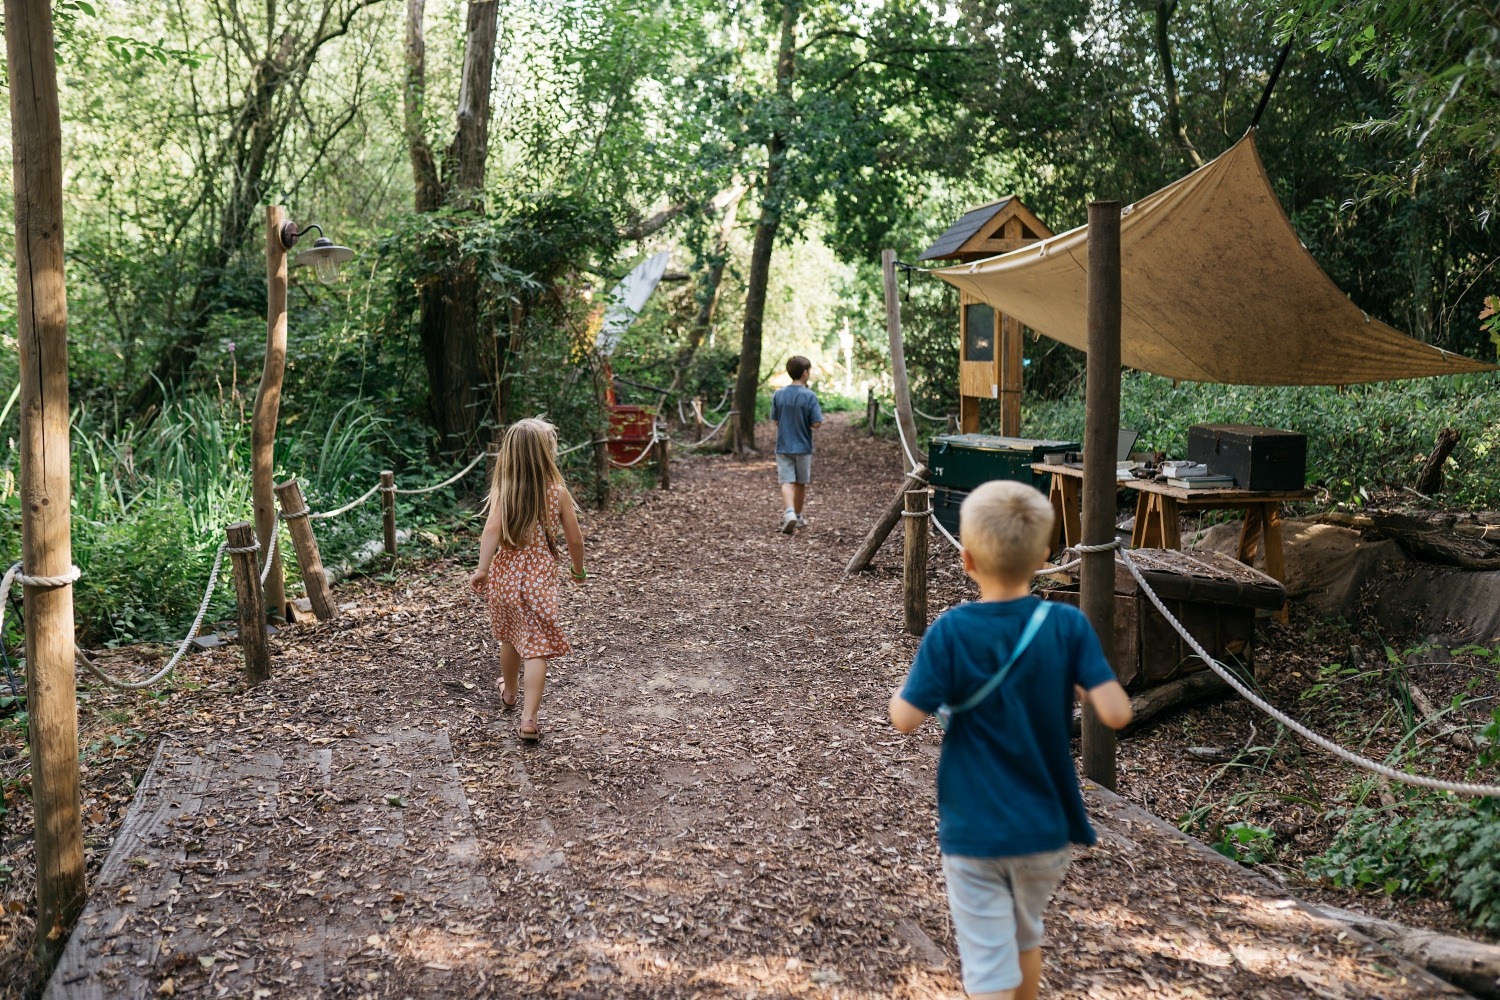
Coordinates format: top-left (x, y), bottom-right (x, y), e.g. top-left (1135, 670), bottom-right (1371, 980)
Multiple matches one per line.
top-left (488, 417), bottom-right (564, 556)
top-left (959, 480), bottom-right (1055, 581)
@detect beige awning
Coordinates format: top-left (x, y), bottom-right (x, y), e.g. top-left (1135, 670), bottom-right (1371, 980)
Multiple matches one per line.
top-left (935, 132), bottom-right (1495, 385)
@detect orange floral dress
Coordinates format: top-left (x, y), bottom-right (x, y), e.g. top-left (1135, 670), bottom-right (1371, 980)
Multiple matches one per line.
top-left (486, 482), bottom-right (571, 659)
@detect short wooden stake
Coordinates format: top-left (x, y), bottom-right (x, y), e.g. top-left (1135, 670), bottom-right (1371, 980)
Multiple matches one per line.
top-left (594, 439), bottom-right (611, 507)
top-left (867, 387), bottom-right (877, 436)
top-left (380, 471), bottom-right (397, 556)
top-left (693, 397), bottom-right (704, 442)
top-left (655, 436), bottom-right (671, 490)
top-left (273, 478), bottom-right (336, 621)
top-left (226, 521), bottom-right (272, 684)
top-left (903, 489), bottom-right (930, 636)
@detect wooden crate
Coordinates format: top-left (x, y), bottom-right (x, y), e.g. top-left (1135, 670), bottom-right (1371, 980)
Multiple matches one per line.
top-left (1045, 549), bottom-right (1285, 690)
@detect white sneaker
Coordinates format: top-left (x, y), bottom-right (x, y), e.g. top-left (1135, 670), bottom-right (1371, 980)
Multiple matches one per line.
top-left (781, 510), bottom-right (797, 534)
top-left (795, 515), bottom-right (808, 530)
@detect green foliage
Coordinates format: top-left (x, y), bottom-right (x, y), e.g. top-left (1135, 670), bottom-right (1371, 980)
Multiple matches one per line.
top-left (1311, 796), bottom-right (1500, 932)
top-left (1213, 822), bottom-right (1277, 865)
top-left (1025, 371), bottom-right (1500, 507)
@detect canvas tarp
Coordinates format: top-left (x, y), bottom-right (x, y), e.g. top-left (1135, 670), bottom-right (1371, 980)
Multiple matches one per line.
top-left (935, 132), bottom-right (1495, 385)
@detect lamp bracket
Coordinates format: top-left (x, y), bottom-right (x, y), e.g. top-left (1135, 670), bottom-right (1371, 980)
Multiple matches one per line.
top-left (278, 221), bottom-right (325, 250)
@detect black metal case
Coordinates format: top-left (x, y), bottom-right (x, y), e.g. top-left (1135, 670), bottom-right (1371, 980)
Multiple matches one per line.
top-left (1186, 424), bottom-right (1306, 491)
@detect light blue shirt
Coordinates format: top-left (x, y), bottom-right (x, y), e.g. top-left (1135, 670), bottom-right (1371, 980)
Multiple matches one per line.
top-left (770, 384), bottom-right (823, 454)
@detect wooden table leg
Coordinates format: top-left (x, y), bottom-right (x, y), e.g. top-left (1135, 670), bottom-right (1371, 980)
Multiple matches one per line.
top-left (1159, 496), bottom-right (1182, 549)
top-left (1047, 474), bottom-right (1067, 553)
top-left (1060, 476), bottom-right (1082, 548)
top-left (1131, 492), bottom-right (1154, 548)
top-left (1262, 503), bottom-right (1289, 623)
top-left (1238, 506), bottom-right (1264, 565)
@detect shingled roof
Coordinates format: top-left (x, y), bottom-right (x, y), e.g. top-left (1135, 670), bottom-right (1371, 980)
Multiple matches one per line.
top-left (918, 198), bottom-right (1013, 261)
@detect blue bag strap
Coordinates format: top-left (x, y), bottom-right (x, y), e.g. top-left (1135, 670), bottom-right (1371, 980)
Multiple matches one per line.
top-left (944, 602), bottom-right (1053, 717)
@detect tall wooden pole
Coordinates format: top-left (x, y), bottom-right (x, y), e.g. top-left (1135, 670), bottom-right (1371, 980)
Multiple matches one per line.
top-left (253, 206), bottom-right (289, 620)
top-left (1080, 201), bottom-right (1122, 790)
top-left (880, 249), bottom-right (922, 471)
top-left (8, 0), bottom-right (85, 959)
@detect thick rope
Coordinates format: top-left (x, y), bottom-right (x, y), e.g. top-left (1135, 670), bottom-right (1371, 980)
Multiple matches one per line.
top-left (393, 450), bottom-right (486, 495)
top-left (259, 533), bottom-right (277, 586)
top-left (556, 438), bottom-right (597, 458)
top-left (912, 405), bottom-right (952, 423)
top-left (15, 565), bottom-right (82, 587)
top-left (1115, 547), bottom-right (1500, 798)
top-left (607, 430), bottom-right (662, 469)
top-left (308, 482), bottom-right (382, 520)
top-left (888, 402), bottom-right (921, 474)
top-left (681, 412), bottom-right (733, 450)
top-left (708, 387), bottom-right (732, 413)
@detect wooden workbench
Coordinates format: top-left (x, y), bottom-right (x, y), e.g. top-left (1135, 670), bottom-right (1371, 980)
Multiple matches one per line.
top-left (1031, 462), bottom-right (1314, 599)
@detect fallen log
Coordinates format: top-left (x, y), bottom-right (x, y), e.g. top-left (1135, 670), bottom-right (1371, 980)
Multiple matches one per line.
top-left (1071, 669), bottom-right (1231, 737)
top-left (846, 465), bottom-right (930, 574)
top-left (1319, 905), bottom-right (1500, 999)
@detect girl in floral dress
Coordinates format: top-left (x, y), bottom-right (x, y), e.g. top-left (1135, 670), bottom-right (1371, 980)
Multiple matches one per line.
top-left (468, 418), bottom-right (585, 741)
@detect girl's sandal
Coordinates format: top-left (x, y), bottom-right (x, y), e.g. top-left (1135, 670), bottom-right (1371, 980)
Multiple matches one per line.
top-left (500, 688), bottom-right (519, 711)
top-left (518, 720), bottom-right (542, 742)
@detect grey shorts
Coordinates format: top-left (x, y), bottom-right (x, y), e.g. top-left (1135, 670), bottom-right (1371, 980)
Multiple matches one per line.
top-left (776, 452), bottom-right (811, 484)
top-left (942, 847), bottom-right (1071, 994)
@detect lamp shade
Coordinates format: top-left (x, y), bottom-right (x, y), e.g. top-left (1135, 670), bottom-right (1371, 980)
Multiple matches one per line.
top-left (293, 237), bottom-right (356, 285)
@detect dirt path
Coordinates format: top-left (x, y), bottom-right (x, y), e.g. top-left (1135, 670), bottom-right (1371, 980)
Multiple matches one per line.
top-left (26, 415), bottom-right (1467, 998)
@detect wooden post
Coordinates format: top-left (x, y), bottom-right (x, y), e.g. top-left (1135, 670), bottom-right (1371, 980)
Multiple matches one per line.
top-left (999, 217), bottom-right (1026, 436)
top-left (1080, 201), bottom-right (1122, 791)
top-left (881, 249), bottom-right (923, 470)
top-left (847, 465), bottom-right (931, 573)
top-left (7, 0), bottom-right (85, 957)
top-left (903, 488), bottom-right (930, 636)
top-left (226, 521), bottom-right (272, 684)
top-left (273, 478), bottom-right (336, 621)
top-left (252, 206), bottom-right (289, 621)
top-left (655, 436), bottom-right (671, 490)
top-left (693, 396), bottom-right (704, 442)
top-left (380, 471), bottom-right (397, 555)
top-left (594, 439), bottom-right (611, 507)
top-left (866, 387), bottom-right (877, 436)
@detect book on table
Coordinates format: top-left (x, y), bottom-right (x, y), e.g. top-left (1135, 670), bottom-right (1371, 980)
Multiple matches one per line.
top-left (1166, 474), bottom-right (1235, 489)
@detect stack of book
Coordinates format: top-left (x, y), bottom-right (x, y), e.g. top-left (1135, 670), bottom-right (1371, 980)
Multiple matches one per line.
top-left (1166, 472), bottom-right (1235, 489)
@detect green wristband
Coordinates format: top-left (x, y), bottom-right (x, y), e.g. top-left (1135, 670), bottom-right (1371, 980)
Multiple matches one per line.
top-left (571, 567), bottom-right (587, 580)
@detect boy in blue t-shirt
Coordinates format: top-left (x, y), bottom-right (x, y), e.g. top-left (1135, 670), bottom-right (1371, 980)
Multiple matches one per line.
top-left (889, 480), bottom-right (1133, 1000)
top-left (769, 355), bottom-right (823, 534)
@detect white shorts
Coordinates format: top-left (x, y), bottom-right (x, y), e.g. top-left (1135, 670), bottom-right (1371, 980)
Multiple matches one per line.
top-left (943, 848), bottom-right (1071, 993)
top-left (776, 452), bottom-right (811, 484)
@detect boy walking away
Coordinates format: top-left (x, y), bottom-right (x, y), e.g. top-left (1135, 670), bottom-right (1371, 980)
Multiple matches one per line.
top-left (888, 480), bottom-right (1133, 1000)
top-left (770, 355), bottom-right (823, 534)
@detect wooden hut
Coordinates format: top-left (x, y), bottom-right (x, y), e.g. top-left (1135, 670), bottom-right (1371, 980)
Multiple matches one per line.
top-left (919, 198), bottom-right (1052, 436)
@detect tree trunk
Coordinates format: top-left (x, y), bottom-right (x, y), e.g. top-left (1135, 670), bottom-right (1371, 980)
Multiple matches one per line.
top-left (675, 186), bottom-right (747, 382)
top-left (1414, 427), bottom-right (1459, 497)
top-left (1152, 0), bottom-right (1203, 170)
top-left (1318, 906), bottom-right (1500, 1000)
top-left (733, 0), bottom-right (799, 453)
top-left (409, 0), bottom-right (500, 454)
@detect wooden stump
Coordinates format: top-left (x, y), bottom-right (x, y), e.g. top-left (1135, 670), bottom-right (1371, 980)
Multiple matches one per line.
top-left (273, 478), bottom-right (336, 621)
top-left (226, 521), bottom-right (272, 684)
top-left (380, 471), bottom-right (397, 556)
top-left (903, 489), bottom-right (930, 636)
top-left (1414, 427), bottom-right (1460, 497)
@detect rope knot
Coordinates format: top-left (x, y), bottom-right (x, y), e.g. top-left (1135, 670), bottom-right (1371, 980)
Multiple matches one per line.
top-left (15, 564), bottom-right (82, 587)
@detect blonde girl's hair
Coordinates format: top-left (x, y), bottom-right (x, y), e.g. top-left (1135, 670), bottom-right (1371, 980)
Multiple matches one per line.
top-left (488, 418), bottom-right (565, 557)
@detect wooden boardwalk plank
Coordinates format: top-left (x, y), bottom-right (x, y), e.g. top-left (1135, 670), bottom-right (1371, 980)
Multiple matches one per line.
top-left (46, 727), bottom-right (494, 998)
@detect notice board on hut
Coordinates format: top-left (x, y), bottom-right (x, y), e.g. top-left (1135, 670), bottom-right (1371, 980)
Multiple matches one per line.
top-left (919, 198), bottom-right (1053, 436)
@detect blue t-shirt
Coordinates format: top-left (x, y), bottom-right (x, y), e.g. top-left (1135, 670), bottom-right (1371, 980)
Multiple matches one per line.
top-left (900, 596), bottom-right (1115, 858)
top-left (770, 384), bottom-right (823, 454)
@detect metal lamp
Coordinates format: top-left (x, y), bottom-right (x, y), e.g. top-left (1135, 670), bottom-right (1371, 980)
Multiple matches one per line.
top-left (278, 221), bottom-right (356, 285)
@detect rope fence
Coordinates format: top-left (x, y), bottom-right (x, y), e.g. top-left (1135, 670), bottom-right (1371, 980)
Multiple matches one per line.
top-left (917, 504), bottom-right (1497, 797)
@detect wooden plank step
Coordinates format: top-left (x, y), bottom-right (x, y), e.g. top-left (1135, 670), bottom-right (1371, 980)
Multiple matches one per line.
top-left (45, 728), bottom-right (494, 998)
